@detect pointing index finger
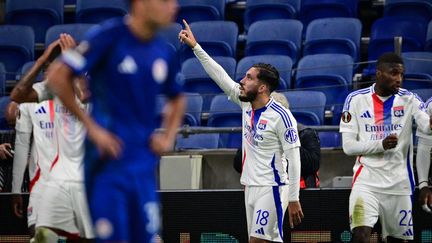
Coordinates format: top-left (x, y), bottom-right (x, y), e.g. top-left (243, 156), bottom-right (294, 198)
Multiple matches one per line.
top-left (182, 19), bottom-right (191, 31)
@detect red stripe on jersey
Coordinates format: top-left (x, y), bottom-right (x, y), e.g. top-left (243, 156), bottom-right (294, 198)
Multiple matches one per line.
top-left (372, 93), bottom-right (384, 125)
top-left (48, 100), bottom-right (55, 123)
top-left (352, 157), bottom-right (364, 187)
top-left (241, 148), bottom-right (246, 173)
top-left (49, 153), bottom-right (59, 171)
top-left (29, 167), bottom-right (41, 192)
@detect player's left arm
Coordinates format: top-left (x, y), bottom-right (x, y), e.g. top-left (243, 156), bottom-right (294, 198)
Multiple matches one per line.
top-left (416, 138), bottom-right (432, 213)
top-left (277, 114), bottom-right (304, 228)
top-left (412, 95), bottom-right (432, 134)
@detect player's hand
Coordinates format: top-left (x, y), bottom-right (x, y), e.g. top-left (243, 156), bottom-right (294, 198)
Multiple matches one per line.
top-left (288, 201), bottom-right (304, 228)
top-left (11, 194), bottom-right (24, 218)
top-left (419, 187), bottom-right (432, 214)
top-left (59, 33), bottom-right (77, 52)
top-left (38, 40), bottom-right (61, 63)
top-left (179, 19), bottom-right (197, 48)
top-left (87, 123), bottom-right (123, 159)
top-left (382, 134), bottom-right (398, 150)
top-left (150, 132), bottom-right (175, 156)
top-left (0, 143), bottom-right (13, 160)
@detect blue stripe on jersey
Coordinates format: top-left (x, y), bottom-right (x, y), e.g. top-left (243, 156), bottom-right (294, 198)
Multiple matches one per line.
top-left (270, 103), bottom-right (293, 128)
top-left (425, 97), bottom-right (432, 108)
top-left (343, 87), bottom-right (371, 110)
top-left (383, 95), bottom-right (395, 129)
top-left (270, 155), bottom-right (284, 186)
top-left (272, 186), bottom-right (284, 240)
top-left (398, 88), bottom-right (411, 96)
top-left (406, 147), bottom-right (415, 198)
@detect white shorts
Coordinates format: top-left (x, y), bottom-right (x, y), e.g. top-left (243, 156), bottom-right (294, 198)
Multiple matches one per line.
top-left (245, 185), bottom-right (289, 242)
top-left (27, 178), bottom-right (46, 227)
top-left (349, 187), bottom-right (413, 240)
top-left (36, 180), bottom-right (95, 239)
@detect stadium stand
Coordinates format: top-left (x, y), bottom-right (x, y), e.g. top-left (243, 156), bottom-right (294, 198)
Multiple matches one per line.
top-left (384, 0), bottom-right (432, 23)
top-left (5, 0), bottom-right (63, 44)
top-left (175, 133), bottom-right (220, 150)
top-left (236, 55), bottom-right (293, 90)
top-left (411, 88), bottom-right (432, 103)
top-left (75, 0), bottom-right (128, 24)
top-left (245, 19), bottom-right (303, 64)
top-left (401, 52), bottom-right (432, 90)
top-left (243, 0), bottom-right (300, 31)
top-left (282, 90), bottom-right (326, 125)
top-left (176, 0), bottom-right (225, 24)
top-left (158, 22), bottom-right (183, 54)
top-left (16, 61), bottom-right (43, 83)
top-left (426, 20), bottom-right (432, 51)
top-left (45, 23), bottom-right (96, 47)
top-left (0, 63), bottom-right (5, 97)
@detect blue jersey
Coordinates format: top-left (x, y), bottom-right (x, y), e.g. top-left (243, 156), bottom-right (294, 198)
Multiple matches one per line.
top-left (62, 18), bottom-right (182, 164)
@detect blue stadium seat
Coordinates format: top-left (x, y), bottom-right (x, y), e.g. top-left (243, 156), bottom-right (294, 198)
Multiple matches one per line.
top-left (45, 24), bottom-right (97, 47)
top-left (75, 0), bottom-right (128, 24)
top-left (384, 0), bottom-right (432, 23)
top-left (244, 0), bottom-right (300, 31)
top-left (426, 21), bottom-right (432, 51)
top-left (156, 93), bottom-right (203, 127)
top-left (0, 64), bottom-right (5, 96)
top-left (207, 94), bottom-right (242, 148)
top-left (236, 55), bottom-right (292, 90)
top-left (364, 16), bottom-right (428, 76)
top-left (0, 25), bottom-right (34, 81)
top-left (245, 19), bottom-right (303, 64)
top-left (319, 131), bottom-right (341, 148)
top-left (180, 21), bottom-right (238, 63)
top-left (304, 18), bottom-right (362, 63)
top-left (411, 89), bottom-right (432, 102)
top-left (299, 0), bottom-right (358, 28)
top-left (282, 91), bottom-right (326, 125)
top-left (401, 52), bottom-right (432, 90)
top-left (175, 133), bottom-right (220, 150)
top-left (0, 96), bottom-right (11, 130)
top-left (17, 61), bottom-right (44, 83)
top-left (64, 0), bottom-right (76, 5)
top-left (5, 0), bottom-right (63, 44)
top-left (176, 0), bottom-right (225, 24)
top-left (158, 23), bottom-right (183, 54)
top-left (181, 57), bottom-right (236, 111)
top-left (295, 54), bottom-right (354, 108)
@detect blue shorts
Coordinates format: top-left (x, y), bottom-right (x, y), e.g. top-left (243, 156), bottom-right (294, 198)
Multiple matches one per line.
top-left (85, 153), bottom-right (160, 242)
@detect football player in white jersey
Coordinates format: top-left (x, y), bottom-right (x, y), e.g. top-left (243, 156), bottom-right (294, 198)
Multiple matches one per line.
top-left (416, 96), bottom-right (432, 214)
top-left (11, 100), bottom-right (55, 239)
top-left (340, 53), bottom-right (432, 242)
top-left (179, 20), bottom-right (303, 242)
top-left (11, 34), bottom-right (94, 242)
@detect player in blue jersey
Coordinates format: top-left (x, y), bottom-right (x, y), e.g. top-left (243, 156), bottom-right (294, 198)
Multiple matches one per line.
top-left (46, 0), bottom-right (185, 242)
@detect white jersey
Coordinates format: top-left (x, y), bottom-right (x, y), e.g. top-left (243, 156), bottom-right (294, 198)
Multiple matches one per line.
top-left (340, 84), bottom-right (431, 195)
top-left (16, 101), bottom-right (56, 184)
top-left (192, 44), bottom-right (301, 200)
top-left (33, 81), bottom-right (88, 182)
top-left (416, 97), bottom-right (432, 142)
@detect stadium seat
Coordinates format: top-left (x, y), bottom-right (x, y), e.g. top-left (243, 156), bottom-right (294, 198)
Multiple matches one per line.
top-left (299, 0), bottom-right (358, 28)
top-left (303, 18), bottom-right (362, 63)
top-left (364, 16), bottom-right (428, 76)
top-left (17, 61), bottom-right (44, 83)
top-left (426, 21), bottom-right (432, 51)
top-left (179, 21), bottom-right (238, 63)
top-left (319, 131), bottom-right (342, 148)
top-left (156, 93), bottom-right (204, 127)
top-left (384, 0), bottom-right (432, 23)
top-left (411, 89), bottom-right (432, 102)
top-left (176, 0), bottom-right (225, 24)
top-left (236, 55), bottom-right (292, 90)
top-left (0, 25), bottom-right (34, 81)
top-left (5, 0), bottom-right (63, 44)
top-left (158, 23), bottom-right (183, 54)
top-left (0, 96), bottom-right (11, 129)
top-left (244, 0), bottom-right (300, 31)
top-left (282, 91), bottom-right (326, 125)
top-left (0, 64), bottom-right (5, 97)
top-left (295, 54), bottom-right (354, 108)
top-left (245, 19), bottom-right (303, 64)
top-left (207, 94), bottom-right (242, 148)
top-left (401, 52), bottom-right (432, 90)
top-left (175, 133), bottom-right (220, 150)
top-left (181, 57), bottom-right (236, 111)
top-left (45, 24), bottom-right (97, 47)
top-left (75, 0), bottom-right (128, 24)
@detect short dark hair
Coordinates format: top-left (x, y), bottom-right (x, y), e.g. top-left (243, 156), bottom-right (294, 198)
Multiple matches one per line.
top-left (252, 63), bottom-right (280, 92)
top-left (376, 52), bottom-right (404, 70)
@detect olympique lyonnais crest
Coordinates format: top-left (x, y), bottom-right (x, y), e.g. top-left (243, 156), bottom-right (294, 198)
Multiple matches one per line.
top-left (393, 106), bottom-right (404, 117)
top-left (257, 119), bottom-right (267, 130)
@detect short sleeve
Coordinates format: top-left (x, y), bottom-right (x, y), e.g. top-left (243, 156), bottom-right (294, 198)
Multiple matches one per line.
top-left (339, 95), bottom-right (359, 134)
top-left (275, 109), bottom-right (301, 152)
top-left (15, 104), bottom-right (32, 133)
top-left (32, 81), bottom-right (54, 102)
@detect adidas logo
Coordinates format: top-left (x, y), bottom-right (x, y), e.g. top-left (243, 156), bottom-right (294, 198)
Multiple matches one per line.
top-left (255, 227), bottom-right (265, 235)
top-left (402, 228), bottom-right (413, 236)
top-left (35, 107), bottom-right (47, 114)
top-left (360, 110), bottom-right (372, 118)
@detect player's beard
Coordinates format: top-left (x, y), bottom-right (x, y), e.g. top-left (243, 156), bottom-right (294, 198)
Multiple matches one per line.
top-left (239, 89), bottom-right (258, 102)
